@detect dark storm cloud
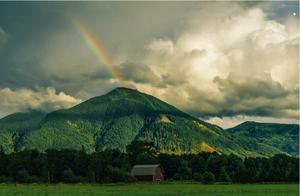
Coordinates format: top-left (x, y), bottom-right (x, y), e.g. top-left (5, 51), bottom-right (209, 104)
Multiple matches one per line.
top-left (214, 73), bottom-right (289, 100)
top-left (0, 1), bottom-right (193, 93)
top-left (186, 73), bottom-right (298, 119)
top-left (119, 63), bottom-right (163, 87)
top-left (82, 67), bottom-right (112, 81)
top-left (0, 27), bottom-right (8, 48)
top-left (0, 2), bottom-right (67, 90)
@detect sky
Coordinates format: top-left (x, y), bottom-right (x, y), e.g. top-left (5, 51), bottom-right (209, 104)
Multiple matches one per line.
top-left (0, 1), bottom-right (299, 128)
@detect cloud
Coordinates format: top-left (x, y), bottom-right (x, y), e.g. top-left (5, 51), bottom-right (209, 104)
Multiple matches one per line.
top-left (0, 2), bottom-right (298, 123)
top-left (210, 73), bottom-right (298, 118)
top-left (214, 73), bottom-right (289, 100)
top-left (121, 4), bottom-right (299, 121)
top-left (0, 27), bottom-right (8, 49)
top-left (207, 115), bottom-right (299, 129)
top-left (0, 87), bottom-right (81, 118)
top-left (33, 3), bottom-right (299, 121)
top-left (119, 63), bottom-right (163, 87)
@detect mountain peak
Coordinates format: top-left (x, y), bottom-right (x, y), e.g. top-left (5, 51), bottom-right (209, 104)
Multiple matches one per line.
top-left (112, 87), bottom-right (138, 91)
top-left (107, 87), bottom-right (139, 97)
top-left (65, 86), bottom-right (187, 119)
top-left (240, 121), bottom-right (256, 125)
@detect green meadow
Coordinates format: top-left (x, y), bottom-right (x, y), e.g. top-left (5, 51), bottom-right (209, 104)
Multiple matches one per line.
top-left (0, 183), bottom-right (298, 196)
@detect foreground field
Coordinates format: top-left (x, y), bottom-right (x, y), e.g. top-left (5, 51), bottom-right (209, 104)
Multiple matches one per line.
top-left (0, 183), bottom-right (298, 196)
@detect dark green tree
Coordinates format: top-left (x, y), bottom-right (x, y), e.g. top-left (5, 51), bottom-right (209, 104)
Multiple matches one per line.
top-left (190, 155), bottom-right (206, 176)
top-left (202, 172), bottom-right (216, 184)
top-left (126, 140), bottom-right (158, 165)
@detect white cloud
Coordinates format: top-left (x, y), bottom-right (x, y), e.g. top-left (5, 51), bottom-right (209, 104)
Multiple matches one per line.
top-left (146, 39), bottom-right (175, 55)
top-left (0, 87), bottom-right (81, 118)
top-left (120, 5), bottom-right (299, 120)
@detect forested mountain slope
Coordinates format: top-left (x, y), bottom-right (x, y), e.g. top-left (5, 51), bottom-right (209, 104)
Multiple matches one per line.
top-left (0, 87), bottom-right (298, 157)
top-left (228, 121), bottom-right (299, 157)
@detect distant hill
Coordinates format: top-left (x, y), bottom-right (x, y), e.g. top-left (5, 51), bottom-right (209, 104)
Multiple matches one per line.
top-left (228, 121), bottom-right (299, 157)
top-left (0, 87), bottom-right (298, 157)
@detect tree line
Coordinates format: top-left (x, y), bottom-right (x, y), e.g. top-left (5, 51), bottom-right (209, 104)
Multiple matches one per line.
top-left (0, 141), bottom-right (298, 183)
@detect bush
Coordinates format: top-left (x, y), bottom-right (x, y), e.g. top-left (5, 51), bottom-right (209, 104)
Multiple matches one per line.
top-left (106, 166), bottom-right (135, 183)
top-left (62, 168), bottom-right (84, 183)
top-left (0, 176), bottom-right (13, 183)
top-left (202, 172), bottom-right (215, 184)
top-left (16, 168), bottom-right (32, 183)
top-left (135, 153), bottom-right (157, 165)
top-left (193, 172), bottom-right (203, 182)
top-left (219, 167), bottom-right (231, 182)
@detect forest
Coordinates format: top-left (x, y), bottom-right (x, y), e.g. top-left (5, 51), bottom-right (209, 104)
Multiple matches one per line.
top-left (0, 141), bottom-right (298, 184)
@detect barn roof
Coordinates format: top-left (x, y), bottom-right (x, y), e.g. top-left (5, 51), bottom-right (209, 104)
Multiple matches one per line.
top-left (131, 164), bottom-right (160, 176)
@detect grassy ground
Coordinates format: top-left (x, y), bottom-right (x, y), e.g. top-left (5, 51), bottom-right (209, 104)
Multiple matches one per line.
top-left (0, 183), bottom-right (298, 196)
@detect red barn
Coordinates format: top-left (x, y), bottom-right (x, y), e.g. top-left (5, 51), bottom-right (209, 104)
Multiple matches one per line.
top-left (131, 164), bottom-right (164, 181)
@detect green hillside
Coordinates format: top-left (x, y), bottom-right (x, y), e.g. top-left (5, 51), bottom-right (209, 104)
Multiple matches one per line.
top-left (0, 110), bottom-right (46, 153)
top-left (0, 87), bottom-right (298, 157)
top-left (228, 121), bottom-right (299, 157)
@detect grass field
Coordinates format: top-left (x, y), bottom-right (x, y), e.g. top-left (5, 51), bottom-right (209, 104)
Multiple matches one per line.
top-left (0, 183), bottom-right (298, 196)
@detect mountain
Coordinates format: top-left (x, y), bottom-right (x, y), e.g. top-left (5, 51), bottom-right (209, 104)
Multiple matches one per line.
top-left (0, 87), bottom-right (298, 157)
top-left (228, 121), bottom-right (299, 157)
top-left (0, 110), bottom-right (47, 153)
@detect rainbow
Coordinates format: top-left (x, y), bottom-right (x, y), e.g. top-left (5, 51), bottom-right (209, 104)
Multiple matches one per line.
top-left (69, 16), bottom-right (138, 107)
top-left (71, 17), bottom-right (123, 81)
